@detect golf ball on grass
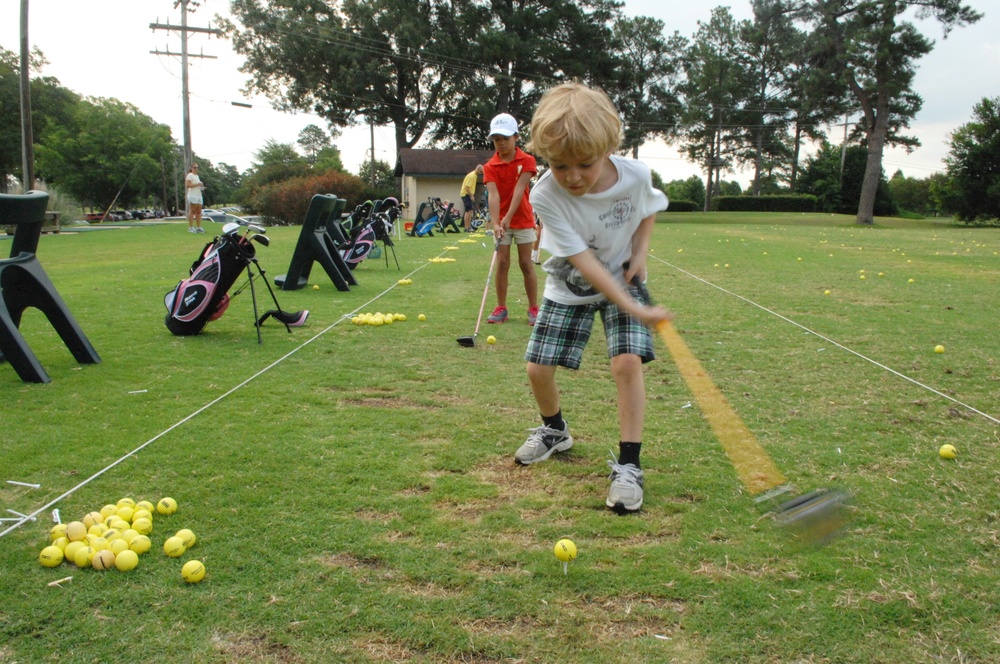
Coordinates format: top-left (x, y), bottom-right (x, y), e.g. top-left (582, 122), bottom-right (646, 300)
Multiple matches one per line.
top-left (487, 335), bottom-right (496, 345)
top-left (65, 521), bottom-right (87, 542)
top-left (39, 545), bottom-right (64, 568)
top-left (91, 549), bottom-right (116, 571)
top-left (114, 549), bottom-right (139, 572)
top-left (163, 536), bottom-right (186, 558)
top-left (182, 560), bottom-right (206, 583)
top-left (939, 444), bottom-right (957, 459)
top-left (129, 535), bottom-right (152, 555)
top-left (934, 345), bottom-right (945, 354)
top-left (156, 497), bottom-right (177, 516)
top-left (73, 546), bottom-right (95, 568)
top-left (175, 528), bottom-right (197, 549)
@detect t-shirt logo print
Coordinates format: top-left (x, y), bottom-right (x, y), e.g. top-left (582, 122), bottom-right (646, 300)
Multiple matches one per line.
top-left (604, 197), bottom-right (632, 230)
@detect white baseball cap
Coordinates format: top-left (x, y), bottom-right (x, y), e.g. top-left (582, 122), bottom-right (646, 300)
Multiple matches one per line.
top-left (488, 113), bottom-right (519, 137)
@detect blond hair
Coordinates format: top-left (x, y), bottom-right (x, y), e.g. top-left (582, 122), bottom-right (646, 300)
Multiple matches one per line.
top-left (527, 82), bottom-right (621, 162)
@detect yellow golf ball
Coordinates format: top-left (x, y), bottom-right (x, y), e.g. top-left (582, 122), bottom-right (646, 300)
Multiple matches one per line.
top-left (312, 284), bottom-right (320, 290)
top-left (91, 549), bottom-right (116, 571)
top-left (131, 517), bottom-right (153, 536)
top-left (418, 314), bottom-right (426, 321)
top-left (934, 345), bottom-right (945, 354)
top-left (73, 546), bottom-right (95, 568)
top-left (939, 444), bottom-right (957, 460)
top-left (39, 545), bottom-right (64, 568)
top-left (63, 540), bottom-right (85, 564)
top-left (182, 560), bottom-right (206, 583)
top-left (65, 521), bottom-right (87, 542)
top-left (114, 549), bottom-right (139, 572)
top-left (156, 497), bottom-right (178, 516)
top-left (163, 536), bottom-right (186, 558)
top-left (82, 511), bottom-right (104, 529)
top-left (129, 535), bottom-right (152, 555)
top-left (109, 539), bottom-right (130, 555)
top-left (554, 539), bottom-right (577, 563)
top-left (49, 523), bottom-right (68, 542)
top-left (486, 335), bottom-right (496, 345)
top-left (175, 528), bottom-right (197, 549)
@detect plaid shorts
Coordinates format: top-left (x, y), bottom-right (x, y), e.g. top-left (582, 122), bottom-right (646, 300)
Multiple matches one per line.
top-left (525, 286), bottom-right (656, 370)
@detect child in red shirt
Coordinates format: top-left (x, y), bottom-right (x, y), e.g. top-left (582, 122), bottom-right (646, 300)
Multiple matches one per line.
top-left (483, 113), bottom-right (540, 325)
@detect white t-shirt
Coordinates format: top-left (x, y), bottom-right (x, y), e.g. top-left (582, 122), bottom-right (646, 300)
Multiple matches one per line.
top-left (531, 155), bottom-right (668, 305)
top-left (186, 173), bottom-right (203, 204)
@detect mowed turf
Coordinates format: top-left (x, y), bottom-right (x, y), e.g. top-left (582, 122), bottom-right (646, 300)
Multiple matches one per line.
top-left (1, 213), bottom-right (997, 663)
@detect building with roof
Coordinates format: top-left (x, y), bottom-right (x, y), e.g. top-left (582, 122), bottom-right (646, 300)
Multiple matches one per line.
top-left (397, 149), bottom-right (493, 218)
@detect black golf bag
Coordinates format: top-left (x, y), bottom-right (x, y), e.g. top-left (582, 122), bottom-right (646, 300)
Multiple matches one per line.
top-left (340, 200), bottom-right (378, 269)
top-left (163, 233), bottom-right (254, 336)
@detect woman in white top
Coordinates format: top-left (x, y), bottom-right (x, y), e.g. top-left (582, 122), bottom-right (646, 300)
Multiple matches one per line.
top-left (185, 163), bottom-right (206, 233)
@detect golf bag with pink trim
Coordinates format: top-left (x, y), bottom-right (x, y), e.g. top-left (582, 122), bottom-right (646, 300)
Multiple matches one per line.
top-left (163, 234), bottom-right (253, 336)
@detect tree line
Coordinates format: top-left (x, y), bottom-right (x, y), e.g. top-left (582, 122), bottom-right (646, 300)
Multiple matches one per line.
top-left (4, 1), bottom-right (996, 224)
top-left (222, 0), bottom-right (985, 224)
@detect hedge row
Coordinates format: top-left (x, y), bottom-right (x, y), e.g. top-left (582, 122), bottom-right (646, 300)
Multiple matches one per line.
top-left (713, 195), bottom-right (818, 213)
top-left (665, 199), bottom-right (699, 212)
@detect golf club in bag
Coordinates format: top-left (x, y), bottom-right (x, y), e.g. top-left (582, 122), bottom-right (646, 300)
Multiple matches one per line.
top-left (457, 240), bottom-right (500, 348)
top-left (164, 223), bottom-right (306, 343)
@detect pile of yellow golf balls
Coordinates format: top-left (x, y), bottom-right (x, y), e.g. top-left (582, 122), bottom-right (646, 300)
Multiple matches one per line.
top-left (428, 257), bottom-right (457, 263)
top-left (351, 312), bottom-right (407, 326)
top-left (37, 496), bottom-right (206, 583)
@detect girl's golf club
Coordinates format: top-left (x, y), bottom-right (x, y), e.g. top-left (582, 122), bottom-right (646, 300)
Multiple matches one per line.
top-left (457, 240), bottom-right (500, 348)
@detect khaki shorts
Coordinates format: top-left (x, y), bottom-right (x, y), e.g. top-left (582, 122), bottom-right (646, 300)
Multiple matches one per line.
top-left (498, 228), bottom-right (537, 246)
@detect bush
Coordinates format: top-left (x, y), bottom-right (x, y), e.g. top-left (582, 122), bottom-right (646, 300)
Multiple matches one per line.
top-left (665, 199), bottom-right (699, 212)
top-left (713, 195), bottom-right (818, 213)
top-left (250, 170), bottom-right (368, 225)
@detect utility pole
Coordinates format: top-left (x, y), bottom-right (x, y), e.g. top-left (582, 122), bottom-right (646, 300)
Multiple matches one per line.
top-left (369, 120), bottom-right (376, 188)
top-left (150, 1), bottom-right (220, 178)
top-left (19, 0), bottom-right (34, 192)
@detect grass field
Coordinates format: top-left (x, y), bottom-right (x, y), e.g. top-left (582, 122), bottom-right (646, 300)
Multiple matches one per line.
top-left (1, 212), bottom-right (997, 663)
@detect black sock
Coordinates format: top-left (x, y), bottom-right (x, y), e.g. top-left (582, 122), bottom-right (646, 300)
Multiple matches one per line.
top-left (542, 411), bottom-right (565, 431)
top-left (619, 442), bottom-right (641, 468)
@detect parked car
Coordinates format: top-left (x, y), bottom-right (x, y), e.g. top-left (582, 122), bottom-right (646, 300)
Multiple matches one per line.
top-left (200, 208), bottom-right (227, 222)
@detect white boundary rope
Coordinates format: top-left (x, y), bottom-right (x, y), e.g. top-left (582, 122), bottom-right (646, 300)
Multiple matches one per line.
top-left (1, 247), bottom-right (452, 539)
top-left (650, 255), bottom-right (999, 427)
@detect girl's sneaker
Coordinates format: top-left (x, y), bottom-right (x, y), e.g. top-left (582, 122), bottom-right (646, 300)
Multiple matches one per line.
top-left (487, 306), bottom-right (508, 323)
top-left (527, 306), bottom-right (539, 326)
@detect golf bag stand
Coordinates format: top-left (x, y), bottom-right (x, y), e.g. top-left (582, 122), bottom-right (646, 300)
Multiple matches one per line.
top-left (235, 250), bottom-right (293, 344)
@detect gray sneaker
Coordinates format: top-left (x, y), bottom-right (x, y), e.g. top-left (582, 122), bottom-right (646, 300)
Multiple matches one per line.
top-left (487, 306), bottom-right (508, 324)
top-left (515, 423), bottom-right (573, 465)
top-left (606, 459), bottom-right (644, 514)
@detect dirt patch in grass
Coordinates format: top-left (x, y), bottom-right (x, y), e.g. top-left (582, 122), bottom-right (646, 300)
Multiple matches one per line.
top-left (353, 636), bottom-right (418, 662)
top-left (355, 508), bottom-right (400, 524)
top-left (339, 396), bottom-right (425, 409)
top-left (211, 631), bottom-right (302, 662)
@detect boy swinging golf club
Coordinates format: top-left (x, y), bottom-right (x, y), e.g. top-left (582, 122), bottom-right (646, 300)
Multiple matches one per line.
top-left (515, 82), bottom-right (670, 514)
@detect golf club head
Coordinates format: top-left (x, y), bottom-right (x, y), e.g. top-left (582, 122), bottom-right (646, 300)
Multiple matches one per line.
top-left (250, 234), bottom-right (270, 247)
top-left (247, 224), bottom-right (266, 234)
top-left (773, 488), bottom-right (852, 545)
top-left (457, 336), bottom-right (476, 348)
top-left (222, 222), bottom-right (241, 236)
